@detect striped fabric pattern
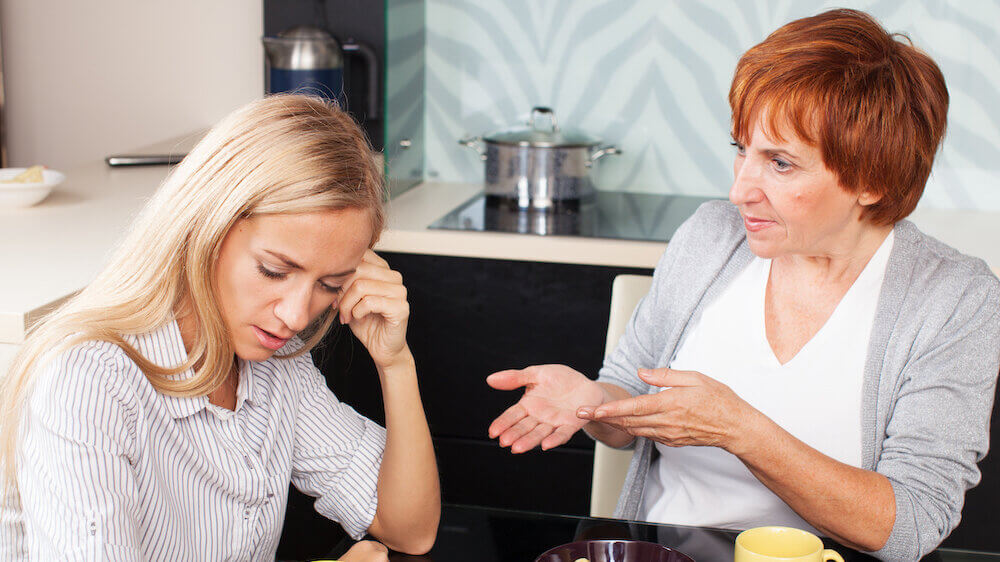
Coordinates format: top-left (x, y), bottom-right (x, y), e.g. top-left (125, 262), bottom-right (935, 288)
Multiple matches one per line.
top-left (2, 320), bottom-right (385, 561)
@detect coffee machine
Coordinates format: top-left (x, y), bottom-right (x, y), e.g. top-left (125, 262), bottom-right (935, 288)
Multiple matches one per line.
top-left (263, 25), bottom-right (379, 120)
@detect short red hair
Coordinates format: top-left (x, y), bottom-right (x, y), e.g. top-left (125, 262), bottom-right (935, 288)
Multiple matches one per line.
top-left (729, 9), bottom-right (948, 225)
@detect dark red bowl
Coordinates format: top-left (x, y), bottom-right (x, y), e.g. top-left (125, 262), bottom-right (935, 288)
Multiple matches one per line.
top-left (534, 539), bottom-right (695, 562)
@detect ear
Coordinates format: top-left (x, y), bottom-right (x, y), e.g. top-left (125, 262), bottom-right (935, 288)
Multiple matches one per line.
top-left (858, 190), bottom-right (882, 206)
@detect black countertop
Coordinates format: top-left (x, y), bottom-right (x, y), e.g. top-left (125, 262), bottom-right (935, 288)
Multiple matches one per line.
top-left (429, 192), bottom-right (720, 242)
top-left (291, 504), bottom-right (1000, 561)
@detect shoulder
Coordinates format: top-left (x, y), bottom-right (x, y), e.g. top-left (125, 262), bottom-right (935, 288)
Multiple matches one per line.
top-left (893, 221), bottom-right (1000, 310)
top-left (652, 199), bottom-right (746, 281)
top-left (658, 200), bottom-right (742, 263)
top-left (670, 200), bottom-right (743, 249)
top-left (29, 338), bottom-right (145, 427)
top-left (35, 339), bottom-right (130, 395)
top-left (886, 222), bottom-right (1000, 366)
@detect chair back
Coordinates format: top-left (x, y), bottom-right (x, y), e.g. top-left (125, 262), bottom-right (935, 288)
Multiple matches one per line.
top-left (590, 274), bottom-right (654, 518)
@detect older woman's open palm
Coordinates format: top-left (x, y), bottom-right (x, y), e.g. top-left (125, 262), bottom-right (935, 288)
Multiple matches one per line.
top-left (487, 364), bottom-right (606, 453)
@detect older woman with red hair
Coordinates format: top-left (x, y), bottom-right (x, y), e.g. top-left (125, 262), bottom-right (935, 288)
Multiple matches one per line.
top-left (488, 9), bottom-right (1000, 561)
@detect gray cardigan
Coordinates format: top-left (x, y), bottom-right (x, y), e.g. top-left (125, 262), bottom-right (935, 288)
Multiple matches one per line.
top-left (597, 200), bottom-right (1000, 561)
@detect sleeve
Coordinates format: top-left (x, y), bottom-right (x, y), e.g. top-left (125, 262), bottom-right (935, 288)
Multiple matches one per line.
top-left (596, 251), bottom-right (669, 399)
top-left (596, 202), bottom-right (713, 398)
top-left (1, 479), bottom-right (27, 561)
top-left (872, 275), bottom-right (1000, 561)
top-left (16, 344), bottom-right (142, 561)
top-left (289, 358), bottom-right (387, 540)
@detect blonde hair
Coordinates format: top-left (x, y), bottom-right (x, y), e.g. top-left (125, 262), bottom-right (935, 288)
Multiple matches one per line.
top-left (0, 94), bottom-right (385, 482)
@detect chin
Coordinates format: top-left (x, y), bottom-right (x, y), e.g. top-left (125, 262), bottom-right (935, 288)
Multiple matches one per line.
top-left (746, 238), bottom-right (785, 259)
top-left (234, 343), bottom-right (277, 363)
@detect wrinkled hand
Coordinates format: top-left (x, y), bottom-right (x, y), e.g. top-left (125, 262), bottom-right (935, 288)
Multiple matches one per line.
top-left (338, 250), bottom-right (410, 369)
top-left (487, 364), bottom-right (606, 453)
top-left (579, 368), bottom-right (756, 452)
top-left (340, 540), bottom-right (389, 562)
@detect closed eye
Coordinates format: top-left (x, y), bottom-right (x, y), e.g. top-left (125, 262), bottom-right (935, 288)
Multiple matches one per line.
top-left (257, 263), bottom-right (287, 280)
top-left (319, 282), bottom-right (342, 294)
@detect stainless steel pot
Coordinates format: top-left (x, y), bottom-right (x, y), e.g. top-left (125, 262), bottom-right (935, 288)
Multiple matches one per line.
top-left (459, 107), bottom-right (620, 210)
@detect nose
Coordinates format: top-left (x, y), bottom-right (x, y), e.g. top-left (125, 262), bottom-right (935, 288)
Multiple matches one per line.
top-left (729, 155), bottom-right (763, 207)
top-left (273, 284), bottom-right (312, 333)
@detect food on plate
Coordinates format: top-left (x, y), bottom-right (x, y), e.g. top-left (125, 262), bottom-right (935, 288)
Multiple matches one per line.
top-left (574, 558), bottom-right (590, 562)
top-left (3, 165), bottom-right (45, 183)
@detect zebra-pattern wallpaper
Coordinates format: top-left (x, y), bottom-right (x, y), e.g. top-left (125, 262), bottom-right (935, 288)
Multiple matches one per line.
top-left (385, 0), bottom-right (1000, 211)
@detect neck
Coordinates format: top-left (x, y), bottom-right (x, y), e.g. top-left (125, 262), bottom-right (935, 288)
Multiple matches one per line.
top-left (773, 223), bottom-right (893, 284)
top-left (174, 296), bottom-right (199, 354)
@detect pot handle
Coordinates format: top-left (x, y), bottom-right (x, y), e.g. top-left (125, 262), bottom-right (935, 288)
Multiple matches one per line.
top-left (587, 145), bottom-right (621, 167)
top-left (458, 136), bottom-right (487, 161)
top-left (529, 106), bottom-right (558, 132)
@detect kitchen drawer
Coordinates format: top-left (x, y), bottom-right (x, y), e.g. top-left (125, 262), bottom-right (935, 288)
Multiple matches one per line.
top-left (434, 436), bottom-right (595, 515)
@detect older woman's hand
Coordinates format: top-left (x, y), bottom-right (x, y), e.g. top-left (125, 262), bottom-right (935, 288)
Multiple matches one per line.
top-left (580, 368), bottom-right (759, 454)
top-left (487, 365), bottom-right (607, 453)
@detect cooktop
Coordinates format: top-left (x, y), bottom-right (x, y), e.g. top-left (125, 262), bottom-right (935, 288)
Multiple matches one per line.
top-left (428, 191), bottom-right (722, 243)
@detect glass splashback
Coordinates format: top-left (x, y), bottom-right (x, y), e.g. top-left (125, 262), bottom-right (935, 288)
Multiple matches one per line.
top-left (383, 0), bottom-right (426, 198)
top-left (385, 0), bottom-right (1000, 211)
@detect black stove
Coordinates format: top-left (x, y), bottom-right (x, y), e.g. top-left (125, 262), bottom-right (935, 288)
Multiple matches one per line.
top-left (428, 191), bottom-right (721, 243)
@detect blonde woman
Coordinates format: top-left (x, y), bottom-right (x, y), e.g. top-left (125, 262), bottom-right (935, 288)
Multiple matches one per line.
top-left (0, 95), bottom-right (439, 560)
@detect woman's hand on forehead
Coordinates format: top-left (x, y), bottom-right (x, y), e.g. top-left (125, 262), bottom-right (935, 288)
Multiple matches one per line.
top-left (337, 250), bottom-right (412, 369)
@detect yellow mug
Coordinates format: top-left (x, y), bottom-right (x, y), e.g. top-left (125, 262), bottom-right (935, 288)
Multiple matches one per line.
top-left (735, 526), bottom-right (844, 562)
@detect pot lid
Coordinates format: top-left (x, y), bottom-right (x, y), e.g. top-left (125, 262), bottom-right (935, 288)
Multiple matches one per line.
top-left (484, 107), bottom-right (601, 147)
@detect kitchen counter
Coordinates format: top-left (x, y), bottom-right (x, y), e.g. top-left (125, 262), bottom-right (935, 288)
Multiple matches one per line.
top-left (0, 133), bottom-right (198, 346)
top-left (2, 135), bottom-right (999, 346)
top-left (382, 181), bottom-right (669, 267)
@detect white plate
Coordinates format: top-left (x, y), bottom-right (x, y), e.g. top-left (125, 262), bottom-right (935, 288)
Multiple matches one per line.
top-left (0, 168), bottom-right (65, 208)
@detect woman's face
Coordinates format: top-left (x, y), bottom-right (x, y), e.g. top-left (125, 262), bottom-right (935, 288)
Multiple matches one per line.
top-left (213, 208), bottom-right (373, 362)
top-left (729, 117), bottom-right (878, 259)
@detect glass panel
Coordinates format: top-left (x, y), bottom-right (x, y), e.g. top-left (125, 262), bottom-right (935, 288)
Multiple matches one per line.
top-left (383, 0), bottom-right (426, 198)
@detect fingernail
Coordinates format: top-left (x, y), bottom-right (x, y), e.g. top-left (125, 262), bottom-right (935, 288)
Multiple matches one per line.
top-left (577, 407), bottom-right (593, 418)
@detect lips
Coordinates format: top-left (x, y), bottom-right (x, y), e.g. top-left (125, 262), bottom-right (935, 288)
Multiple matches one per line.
top-left (742, 214), bottom-right (776, 233)
top-left (253, 326), bottom-right (290, 351)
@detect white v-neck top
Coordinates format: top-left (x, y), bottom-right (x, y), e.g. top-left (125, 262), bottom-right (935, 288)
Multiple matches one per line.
top-left (642, 231), bottom-right (894, 531)
top-left (6, 320), bottom-right (386, 561)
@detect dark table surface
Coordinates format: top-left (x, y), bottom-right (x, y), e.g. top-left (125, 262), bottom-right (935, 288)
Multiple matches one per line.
top-left (292, 504), bottom-right (1000, 562)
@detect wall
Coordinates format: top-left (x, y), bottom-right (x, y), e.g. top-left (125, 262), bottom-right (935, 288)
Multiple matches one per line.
top-left (414, 0), bottom-right (1000, 211)
top-left (1, 0), bottom-right (263, 173)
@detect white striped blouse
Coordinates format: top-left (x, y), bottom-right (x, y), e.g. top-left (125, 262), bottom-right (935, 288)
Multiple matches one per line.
top-left (2, 319), bottom-right (386, 561)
